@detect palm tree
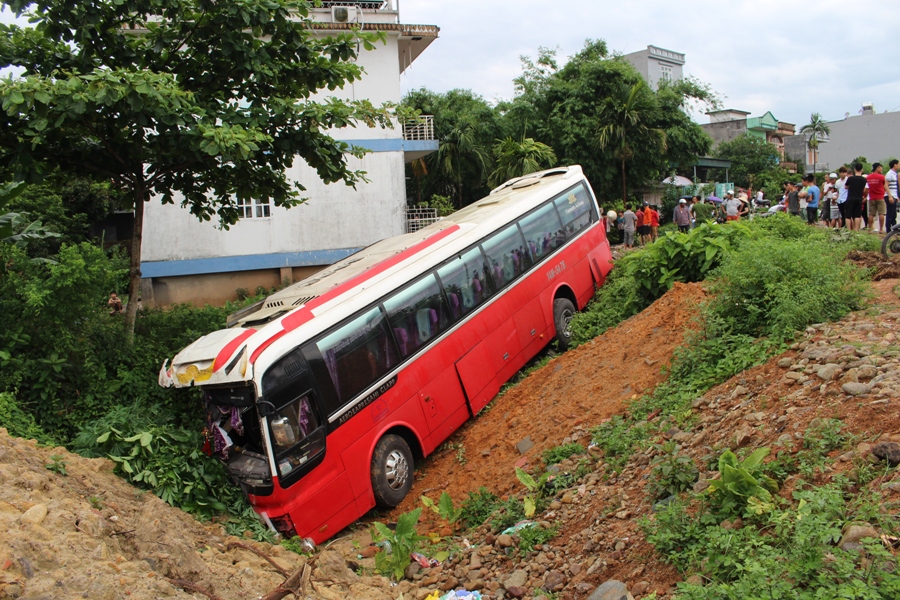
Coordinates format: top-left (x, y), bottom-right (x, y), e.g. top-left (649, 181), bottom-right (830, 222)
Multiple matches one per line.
top-left (595, 82), bottom-right (666, 205)
top-left (409, 158), bottom-right (428, 204)
top-left (800, 113), bottom-right (831, 179)
top-left (437, 123), bottom-right (490, 208)
top-left (488, 137), bottom-right (557, 188)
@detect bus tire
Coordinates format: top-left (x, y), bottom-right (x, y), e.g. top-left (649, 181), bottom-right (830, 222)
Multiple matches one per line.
top-left (553, 298), bottom-right (576, 351)
top-left (371, 434), bottom-right (414, 508)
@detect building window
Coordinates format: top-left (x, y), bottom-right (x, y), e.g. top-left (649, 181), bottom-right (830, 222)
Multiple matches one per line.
top-left (237, 197), bottom-right (271, 219)
top-left (659, 64), bottom-right (673, 82)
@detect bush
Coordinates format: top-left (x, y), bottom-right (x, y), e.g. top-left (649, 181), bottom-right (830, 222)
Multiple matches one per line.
top-left (0, 392), bottom-right (57, 445)
top-left (645, 485), bottom-right (900, 598)
top-left (72, 402), bottom-right (246, 519)
top-left (459, 487), bottom-right (501, 529)
top-left (571, 222), bottom-right (754, 344)
top-left (707, 236), bottom-right (868, 338)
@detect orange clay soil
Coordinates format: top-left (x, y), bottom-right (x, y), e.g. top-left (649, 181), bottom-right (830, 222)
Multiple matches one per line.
top-left (388, 282), bottom-right (707, 526)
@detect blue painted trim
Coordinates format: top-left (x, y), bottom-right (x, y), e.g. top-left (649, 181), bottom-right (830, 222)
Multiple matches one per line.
top-left (142, 248), bottom-right (363, 279)
top-left (341, 138), bottom-right (438, 154)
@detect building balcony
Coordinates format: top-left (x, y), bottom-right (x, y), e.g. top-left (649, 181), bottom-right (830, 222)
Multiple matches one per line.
top-left (402, 115), bottom-right (435, 141)
top-left (402, 115), bottom-right (438, 162)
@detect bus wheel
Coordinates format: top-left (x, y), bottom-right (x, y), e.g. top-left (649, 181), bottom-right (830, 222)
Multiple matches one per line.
top-left (553, 298), bottom-right (576, 351)
top-left (371, 434), bottom-right (414, 508)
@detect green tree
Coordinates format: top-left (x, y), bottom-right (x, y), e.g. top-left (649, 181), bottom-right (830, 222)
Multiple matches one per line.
top-left (488, 137), bottom-right (557, 188)
top-left (596, 81), bottom-right (667, 205)
top-left (0, 0), bottom-right (393, 337)
top-left (502, 40), bottom-right (713, 205)
top-left (437, 122), bottom-right (490, 208)
top-left (0, 181), bottom-right (56, 250)
top-left (402, 88), bottom-right (499, 207)
top-left (800, 112), bottom-right (831, 179)
top-left (713, 135), bottom-right (781, 189)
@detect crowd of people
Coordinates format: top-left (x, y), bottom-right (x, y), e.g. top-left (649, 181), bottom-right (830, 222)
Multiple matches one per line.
top-left (603, 161), bottom-right (899, 248)
top-left (779, 162), bottom-right (899, 233)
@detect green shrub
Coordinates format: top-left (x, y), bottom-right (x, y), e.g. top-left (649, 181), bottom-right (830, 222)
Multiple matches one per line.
top-left (647, 441), bottom-right (699, 500)
top-left (0, 392), bottom-right (57, 445)
top-left (706, 448), bottom-right (779, 517)
top-left (459, 487), bottom-right (501, 529)
top-left (571, 222), bottom-right (753, 345)
top-left (646, 484), bottom-right (900, 599)
top-left (72, 402), bottom-right (246, 519)
top-left (517, 522), bottom-right (558, 552)
top-left (707, 236), bottom-right (868, 338)
top-left (542, 443), bottom-right (585, 466)
top-left (371, 508), bottom-right (427, 581)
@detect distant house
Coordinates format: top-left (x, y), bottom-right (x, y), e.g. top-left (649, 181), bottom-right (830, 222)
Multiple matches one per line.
top-left (786, 106), bottom-right (900, 174)
top-left (701, 110), bottom-right (795, 157)
top-left (140, 0), bottom-right (439, 307)
top-left (621, 45), bottom-right (684, 91)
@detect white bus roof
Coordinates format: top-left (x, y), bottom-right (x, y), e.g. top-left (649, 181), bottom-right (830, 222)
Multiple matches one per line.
top-left (161, 165), bottom-right (591, 389)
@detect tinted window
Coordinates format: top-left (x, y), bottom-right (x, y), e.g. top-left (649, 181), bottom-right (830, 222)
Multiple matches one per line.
top-left (436, 246), bottom-right (492, 317)
top-left (482, 222), bottom-right (530, 290)
top-left (519, 201), bottom-right (565, 263)
top-left (269, 393), bottom-right (325, 479)
top-left (383, 274), bottom-right (452, 359)
top-left (554, 184), bottom-right (597, 237)
top-left (315, 307), bottom-right (398, 405)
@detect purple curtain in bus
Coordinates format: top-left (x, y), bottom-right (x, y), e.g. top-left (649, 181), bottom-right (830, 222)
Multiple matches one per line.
top-left (298, 397), bottom-right (311, 437)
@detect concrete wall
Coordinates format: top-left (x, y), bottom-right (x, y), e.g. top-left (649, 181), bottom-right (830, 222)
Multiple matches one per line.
top-left (700, 120), bottom-right (748, 149)
top-left (817, 112), bottom-right (900, 170)
top-left (142, 151), bottom-right (405, 263)
top-left (142, 266), bottom-right (321, 308)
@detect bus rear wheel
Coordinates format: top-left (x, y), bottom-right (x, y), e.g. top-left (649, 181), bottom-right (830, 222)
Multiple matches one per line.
top-left (553, 298), bottom-right (576, 351)
top-left (371, 434), bottom-right (413, 508)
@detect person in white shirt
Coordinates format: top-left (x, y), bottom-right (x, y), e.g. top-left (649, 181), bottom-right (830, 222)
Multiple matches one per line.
top-left (822, 173), bottom-right (837, 228)
top-left (886, 159), bottom-right (899, 231)
top-left (835, 166), bottom-right (849, 229)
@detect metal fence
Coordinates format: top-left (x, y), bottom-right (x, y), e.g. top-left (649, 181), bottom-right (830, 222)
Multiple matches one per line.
top-left (404, 207), bottom-right (440, 233)
top-left (402, 115), bottom-right (435, 141)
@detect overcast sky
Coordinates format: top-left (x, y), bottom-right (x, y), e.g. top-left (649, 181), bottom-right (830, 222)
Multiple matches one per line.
top-left (4, 1), bottom-right (899, 128)
top-left (397, 0), bottom-right (900, 128)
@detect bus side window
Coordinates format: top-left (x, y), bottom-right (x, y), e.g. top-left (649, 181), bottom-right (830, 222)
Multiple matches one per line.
top-left (436, 246), bottom-right (491, 318)
top-left (553, 183), bottom-right (597, 238)
top-left (315, 306), bottom-right (398, 405)
top-left (520, 200), bottom-right (565, 263)
top-left (481, 223), bottom-right (528, 290)
top-left (383, 273), bottom-right (451, 359)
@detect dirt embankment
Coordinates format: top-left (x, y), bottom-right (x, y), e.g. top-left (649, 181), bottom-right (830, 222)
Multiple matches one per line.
top-left (390, 282), bottom-right (706, 522)
top-left (4, 277), bottom-right (900, 600)
top-left (0, 432), bottom-right (395, 600)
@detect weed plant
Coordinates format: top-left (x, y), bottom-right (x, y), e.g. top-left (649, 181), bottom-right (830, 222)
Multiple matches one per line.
top-left (542, 442), bottom-right (585, 466)
top-left (517, 522), bottom-right (558, 552)
top-left (647, 441), bottom-right (699, 501)
top-left (643, 484), bottom-right (900, 598)
top-left (458, 487), bottom-right (501, 529)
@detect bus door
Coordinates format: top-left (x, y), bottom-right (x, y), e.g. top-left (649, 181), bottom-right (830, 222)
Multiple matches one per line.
top-left (514, 295), bottom-right (547, 358)
top-left (455, 341), bottom-right (500, 415)
top-left (414, 365), bottom-right (470, 445)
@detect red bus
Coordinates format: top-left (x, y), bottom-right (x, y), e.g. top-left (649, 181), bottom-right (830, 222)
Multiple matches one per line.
top-left (159, 166), bottom-right (612, 543)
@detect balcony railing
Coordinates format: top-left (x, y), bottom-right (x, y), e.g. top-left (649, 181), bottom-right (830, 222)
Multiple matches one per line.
top-left (402, 115), bottom-right (435, 142)
top-left (404, 207), bottom-right (440, 233)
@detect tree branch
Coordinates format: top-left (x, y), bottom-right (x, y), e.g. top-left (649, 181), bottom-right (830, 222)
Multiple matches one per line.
top-left (225, 541), bottom-right (290, 578)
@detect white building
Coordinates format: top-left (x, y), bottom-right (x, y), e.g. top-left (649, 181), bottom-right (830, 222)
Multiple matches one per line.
top-left (140, 0), bottom-right (439, 307)
top-left (621, 45), bottom-right (684, 91)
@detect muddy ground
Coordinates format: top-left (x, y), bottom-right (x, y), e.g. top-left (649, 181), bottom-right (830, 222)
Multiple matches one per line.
top-left (2, 272), bottom-right (899, 600)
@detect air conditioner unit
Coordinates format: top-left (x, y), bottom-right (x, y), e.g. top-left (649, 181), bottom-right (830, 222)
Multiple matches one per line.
top-left (331, 6), bottom-right (357, 23)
